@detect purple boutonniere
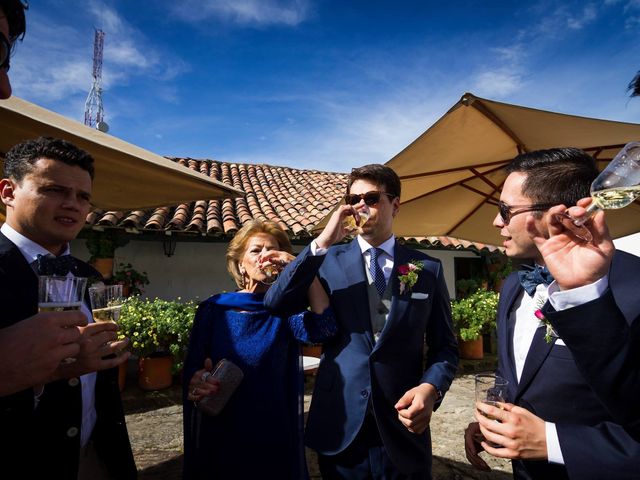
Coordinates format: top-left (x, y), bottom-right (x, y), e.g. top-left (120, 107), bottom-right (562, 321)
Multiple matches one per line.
top-left (398, 260), bottom-right (424, 294)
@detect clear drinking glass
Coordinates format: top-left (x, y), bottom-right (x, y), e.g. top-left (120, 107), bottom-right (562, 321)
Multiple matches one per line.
top-left (89, 284), bottom-right (124, 323)
top-left (475, 373), bottom-right (509, 447)
top-left (556, 141), bottom-right (640, 242)
top-left (343, 204), bottom-right (371, 235)
top-left (38, 275), bottom-right (88, 364)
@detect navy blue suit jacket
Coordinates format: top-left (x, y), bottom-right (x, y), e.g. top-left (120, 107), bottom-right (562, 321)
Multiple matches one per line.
top-left (264, 239), bottom-right (458, 474)
top-left (496, 254), bottom-right (640, 480)
top-left (0, 232), bottom-right (136, 479)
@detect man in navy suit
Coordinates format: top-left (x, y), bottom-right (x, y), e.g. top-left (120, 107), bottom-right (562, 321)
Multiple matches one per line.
top-left (0, 137), bottom-right (136, 478)
top-left (265, 164), bottom-right (458, 479)
top-left (464, 148), bottom-right (640, 479)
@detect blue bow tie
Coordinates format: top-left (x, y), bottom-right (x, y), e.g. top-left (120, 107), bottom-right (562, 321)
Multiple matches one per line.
top-left (35, 254), bottom-right (79, 276)
top-left (518, 264), bottom-right (553, 296)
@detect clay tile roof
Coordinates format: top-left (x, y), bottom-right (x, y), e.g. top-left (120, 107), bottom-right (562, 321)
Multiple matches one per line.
top-left (85, 158), bottom-right (349, 239)
top-left (85, 157), bottom-right (498, 251)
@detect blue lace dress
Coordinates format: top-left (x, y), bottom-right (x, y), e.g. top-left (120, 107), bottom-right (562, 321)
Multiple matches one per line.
top-left (182, 292), bottom-right (336, 480)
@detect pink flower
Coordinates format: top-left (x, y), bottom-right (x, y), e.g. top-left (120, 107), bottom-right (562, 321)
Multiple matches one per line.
top-left (534, 309), bottom-right (545, 321)
top-left (398, 265), bottom-right (410, 275)
top-left (407, 263), bottom-right (418, 272)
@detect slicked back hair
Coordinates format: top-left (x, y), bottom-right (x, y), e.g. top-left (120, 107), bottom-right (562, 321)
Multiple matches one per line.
top-left (505, 147), bottom-right (598, 208)
top-left (347, 164), bottom-right (401, 199)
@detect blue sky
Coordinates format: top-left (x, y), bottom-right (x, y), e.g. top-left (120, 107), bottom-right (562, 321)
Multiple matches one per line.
top-left (9, 0), bottom-right (640, 172)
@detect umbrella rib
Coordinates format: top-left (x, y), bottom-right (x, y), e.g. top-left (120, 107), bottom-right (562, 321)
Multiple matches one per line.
top-left (446, 177), bottom-right (506, 236)
top-left (469, 99), bottom-right (528, 154)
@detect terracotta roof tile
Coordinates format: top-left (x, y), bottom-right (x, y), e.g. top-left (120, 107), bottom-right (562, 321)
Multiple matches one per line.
top-left (84, 158), bottom-right (496, 250)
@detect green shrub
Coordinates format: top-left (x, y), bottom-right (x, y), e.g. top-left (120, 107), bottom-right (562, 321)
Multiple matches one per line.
top-left (451, 290), bottom-right (499, 341)
top-left (118, 296), bottom-right (198, 373)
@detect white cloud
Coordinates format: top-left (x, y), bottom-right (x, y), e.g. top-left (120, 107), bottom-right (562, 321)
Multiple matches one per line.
top-left (171, 0), bottom-right (312, 26)
top-left (567, 4), bottom-right (598, 29)
top-left (472, 70), bottom-right (523, 98)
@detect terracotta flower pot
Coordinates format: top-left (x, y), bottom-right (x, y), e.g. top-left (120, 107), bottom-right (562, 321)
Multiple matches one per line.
top-left (138, 355), bottom-right (173, 391)
top-left (458, 337), bottom-right (484, 360)
top-left (302, 344), bottom-right (322, 358)
top-left (93, 257), bottom-right (114, 280)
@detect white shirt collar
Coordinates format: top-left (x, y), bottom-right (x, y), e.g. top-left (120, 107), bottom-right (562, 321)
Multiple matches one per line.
top-left (356, 234), bottom-right (395, 258)
top-left (1, 223), bottom-right (71, 265)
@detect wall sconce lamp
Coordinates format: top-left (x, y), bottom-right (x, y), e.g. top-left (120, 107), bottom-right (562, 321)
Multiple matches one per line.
top-left (163, 234), bottom-right (177, 257)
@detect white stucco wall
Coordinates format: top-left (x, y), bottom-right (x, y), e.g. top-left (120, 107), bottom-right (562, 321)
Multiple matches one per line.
top-left (70, 238), bottom-right (480, 302)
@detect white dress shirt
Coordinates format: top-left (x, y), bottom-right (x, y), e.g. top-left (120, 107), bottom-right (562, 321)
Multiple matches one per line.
top-left (1, 223), bottom-right (97, 447)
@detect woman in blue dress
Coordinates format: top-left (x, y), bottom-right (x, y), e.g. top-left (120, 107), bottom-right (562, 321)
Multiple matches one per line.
top-left (183, 220), bottom-right (335, 480)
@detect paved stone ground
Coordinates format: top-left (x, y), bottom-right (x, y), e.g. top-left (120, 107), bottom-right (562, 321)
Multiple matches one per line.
top-left (122, 370), bottom-right (512, 479)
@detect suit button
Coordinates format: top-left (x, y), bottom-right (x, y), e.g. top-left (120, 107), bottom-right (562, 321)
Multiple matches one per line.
top-left (66, 427), bottom-right (79, 438)
top-left (361, 390), bottom-right (369, 398)
top-left (68, 377), bottom-right (80, 387)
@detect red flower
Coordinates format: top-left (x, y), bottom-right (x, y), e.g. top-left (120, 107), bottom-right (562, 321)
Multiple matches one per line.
top-left (398, 265), bottom-right (410, 275)
top-left (534, 309), bottom-right (545, 321)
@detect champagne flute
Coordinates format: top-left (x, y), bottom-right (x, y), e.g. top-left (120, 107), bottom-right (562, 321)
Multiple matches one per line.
top-left (475, 373), bottom-right (509, 447)
top-left (343, 204), bottom-right (371, 235)
top-left (89, 284), bottom-right (124, 323)
top-left (555, 142), bottom-right (640, 242)
top-left (38, 275), bottom-right (88, 364)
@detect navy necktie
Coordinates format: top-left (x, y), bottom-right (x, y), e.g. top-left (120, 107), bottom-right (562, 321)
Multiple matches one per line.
top-left (518, 264), bottom-right (553, 296)
top-left (369, 248), bottom-right (387, 297)
top-left (35, 254), bottom-right (79, 276)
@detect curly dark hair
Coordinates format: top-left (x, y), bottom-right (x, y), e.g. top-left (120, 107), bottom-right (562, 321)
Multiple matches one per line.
top-left (4, 136), bottom-right (95, 182)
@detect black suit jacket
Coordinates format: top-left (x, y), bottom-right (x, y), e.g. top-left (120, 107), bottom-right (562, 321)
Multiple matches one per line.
top-left (496, 255), bottom-right (640, 480)
top-left (265, 240), bottom-right (459, 475)
top-left (0, 232), bottom-right (136, 479)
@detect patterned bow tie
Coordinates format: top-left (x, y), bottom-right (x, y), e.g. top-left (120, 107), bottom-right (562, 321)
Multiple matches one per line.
top-left (35, 254), bottom-right (79, 276)
top-left (518, 264), bottom-right (553, 296)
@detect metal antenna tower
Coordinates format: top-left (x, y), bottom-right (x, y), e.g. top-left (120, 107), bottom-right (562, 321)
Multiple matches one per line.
top-left (84, 29), bottom-right (109, 132)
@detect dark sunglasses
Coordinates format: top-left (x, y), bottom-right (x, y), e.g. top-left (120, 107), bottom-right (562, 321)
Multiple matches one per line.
top-left (0, 32), bottom-right (11, 71)
top-left (344, 191), bottom-right (395, 206)
top-left (498, 201), bottom-right (555, 225)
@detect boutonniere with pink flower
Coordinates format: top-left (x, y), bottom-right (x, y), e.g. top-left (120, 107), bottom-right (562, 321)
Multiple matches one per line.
top-left (398, 260), bottom-right (424, 294)
top-left (534, 298), bottom-right (558, 344)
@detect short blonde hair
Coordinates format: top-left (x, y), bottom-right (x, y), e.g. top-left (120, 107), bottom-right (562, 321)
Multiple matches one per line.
top-left (226, 220), bottom-right (292, 289)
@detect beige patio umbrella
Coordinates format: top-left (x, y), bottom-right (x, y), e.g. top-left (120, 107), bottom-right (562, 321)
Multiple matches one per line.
top-left (386, 92), bottom-right (640, 246)
top-left (0, 96), bottom-right (243, 211)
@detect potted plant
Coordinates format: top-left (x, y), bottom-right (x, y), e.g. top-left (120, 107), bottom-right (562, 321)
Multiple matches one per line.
top-left (118, 296), bottom-right (198, 390)
top-left (451, 290), bottom-right (499, 360)
top-left (111, 262), bottom-right (149, 297)
top-left (84, 230), bottom-right (129, 279)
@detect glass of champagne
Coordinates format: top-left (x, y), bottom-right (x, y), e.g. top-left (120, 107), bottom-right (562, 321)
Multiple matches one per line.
top-left (555, 141), bottom-right (640, 242)
top-left (38, 275), bottom-right (88, 364)
top-left (475, 373), bottom-right (509, 447)
top-left (343, 204), bottom-right (371, 235)
top-left (259, 261), bottom-right (282, 286)
top-left (89, 284), bottom-right (124, 323)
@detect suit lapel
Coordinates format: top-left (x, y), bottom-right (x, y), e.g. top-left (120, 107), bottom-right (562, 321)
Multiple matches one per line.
top-left (340, 240), bottom-right (375, 349)
top-left (372, 242), bottom-right (410, 350)
top-left (610, 250), bottom-right (640, 325)
top-left (498, 276), bottom-right (521, 390)
top-left (516, 326), bottom-right (555, 400)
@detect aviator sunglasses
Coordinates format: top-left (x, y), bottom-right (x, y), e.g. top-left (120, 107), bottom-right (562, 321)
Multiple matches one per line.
top-left (344, 191), bottom-right (396, 206)
top-left (497, 200), bottom-right (555, 225)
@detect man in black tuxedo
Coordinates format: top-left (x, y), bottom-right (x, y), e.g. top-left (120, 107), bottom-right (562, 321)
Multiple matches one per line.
top-left (464, 148), bottom-right (640, 479)
top-left (0, 137), bottom-right (136, 479)
top-left (0, 0), bottom-right (101, 397)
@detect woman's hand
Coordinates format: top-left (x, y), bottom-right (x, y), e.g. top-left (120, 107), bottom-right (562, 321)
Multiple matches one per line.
top-left (188, 357), bottom-right (220, 402)
top-left (258, 250), bottom-right (295, 270)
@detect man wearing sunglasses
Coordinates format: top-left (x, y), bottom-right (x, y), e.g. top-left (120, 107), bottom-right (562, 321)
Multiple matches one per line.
top-left (0, 0), bottom-right (24, 99)
top-left (266, 164), bottom-right (458, 479)
top-left (464, 148), bottom-right (640, 479)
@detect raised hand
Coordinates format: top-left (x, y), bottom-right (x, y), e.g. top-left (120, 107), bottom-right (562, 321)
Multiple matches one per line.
top-left (314, 204), bottom-right (359, 250)
top-left (527, 198), bottom-right (614, 290)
